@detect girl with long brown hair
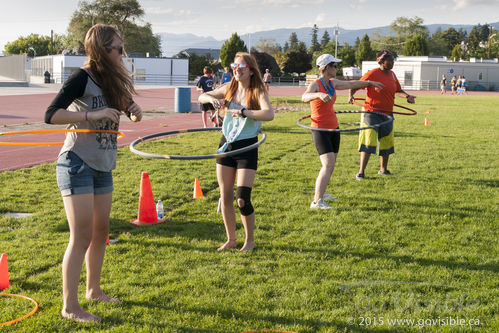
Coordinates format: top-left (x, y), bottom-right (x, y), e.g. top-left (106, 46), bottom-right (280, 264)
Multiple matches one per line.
top-left (45, 24), bottom-right (142, 322)
top-left (199, 52), bottom-right (274, 251)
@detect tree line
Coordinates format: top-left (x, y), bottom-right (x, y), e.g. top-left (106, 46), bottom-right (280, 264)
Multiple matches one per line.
top-left (4, 0), bottom-right (161, 58)
top-left (3, 3), bottom-right (497, 80)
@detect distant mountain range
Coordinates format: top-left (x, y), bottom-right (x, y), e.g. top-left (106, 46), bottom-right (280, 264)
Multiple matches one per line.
top-left (159, 22), bottom-right (499, 57)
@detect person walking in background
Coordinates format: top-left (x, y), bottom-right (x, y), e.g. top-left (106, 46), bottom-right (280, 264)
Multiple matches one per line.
top-left (302, 54), bottom-right (384, 209)
top-left (198, 52), bottom-right (274, 251)
top-left (263, 69), bottom-right (272, 92)
top-left (349, 49), bottom-right (416, 180)
top-left (440, 74), bottom-right (447, 94)
top-left (461, 76), bottom-right (467, 94)
top-left (196, 66), bottom-right (216, 128)
top-left (44, 24), bottom-right (142, 322)
top-left (451, 75), bottom-right (457, 94)
top-left (222, 66), bottom-right (232, 84)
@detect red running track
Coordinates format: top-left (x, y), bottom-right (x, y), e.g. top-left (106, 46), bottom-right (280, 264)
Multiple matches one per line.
top-left (0, 86), bottom-right (305, 172)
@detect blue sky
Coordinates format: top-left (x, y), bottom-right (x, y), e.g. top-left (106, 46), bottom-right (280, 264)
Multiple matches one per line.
top-left (1, 0), bottom-right (498, 52)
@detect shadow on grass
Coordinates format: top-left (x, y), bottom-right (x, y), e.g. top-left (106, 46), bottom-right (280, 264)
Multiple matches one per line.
top-left (263, 126), bottom-right (310, 135)
top-left (266, 244), bottom-right (498, 274)
top-left (116, 301), bottom-right (353, 333)
top-left (394, 131), bottom-right (434, 138)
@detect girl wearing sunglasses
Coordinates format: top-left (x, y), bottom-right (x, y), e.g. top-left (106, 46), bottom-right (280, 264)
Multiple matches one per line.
top-left (302, 54), bottom-right (384, 209)
top-left (45, 24), bottom-right (142, 322)
top-left (199, 52), bottom-right (274, 252)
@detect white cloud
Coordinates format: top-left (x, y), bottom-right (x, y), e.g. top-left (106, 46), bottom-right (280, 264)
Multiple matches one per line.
top-left (145, 7), bottom-right (192, 16)
top-left (315, 13), bottom-right (327, 25)
top-left (452, 0), bottom-right (499, 9)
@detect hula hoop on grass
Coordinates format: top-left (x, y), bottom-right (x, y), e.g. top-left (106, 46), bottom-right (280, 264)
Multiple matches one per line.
top-left (0, 129), bottom-right (125, 146)
top-left (130, 127), bottom-right (266, 160)
top-left (352, 98), bottom-right (417, 115)
top-left (0, 293), bottom-right (39, 326)
top-left (297, 110), bottom-right (393, 132)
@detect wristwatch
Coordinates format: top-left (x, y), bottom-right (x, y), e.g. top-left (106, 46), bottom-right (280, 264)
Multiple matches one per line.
top-left (240, 107), bottom-right (247, 118)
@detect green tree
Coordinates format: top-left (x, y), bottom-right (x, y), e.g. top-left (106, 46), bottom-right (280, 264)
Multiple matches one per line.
top-left (450, 44), bottom-right (462, 61)
top-left (466, 26), bottom-right (481, 55)
top-left (321, 30), bottom-right (330, 48)
top-left (441, 27), bottom-right (465, 55)
top-left (254, 38), bottom-right (281, 56)
top-left (283, 47), bottom-right (311, 74)
top-left (338, 42), bottom-right (356, 67)
top-left (66, 0), bottom-right (160, 55)
top-left (428, 27), bottom-right (450, 56)
top-left (478, 24), bottom-right (490, 42)
top-left (404, 34), bottom-right (428, 56)
top-left (177, 52), bottom-right (213, 78)
top-left (288, 32), bottom-right (299, 51)
top-left (4, 34), bottom-right (65, 56)
top-left (219, 32), bottom-right (247, 67)
top-left (355, 34), bottom-right (376, 68)
top-left (372, 16), bottom-right (429, 55)
top-left (309, 24), bottom-right (321, 53)
top-left (282, 42), bottom-right (289, 52)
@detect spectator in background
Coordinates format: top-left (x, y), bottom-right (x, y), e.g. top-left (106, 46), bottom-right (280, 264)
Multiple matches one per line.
top-left (222, 67), bottom-right (232, 84)
top-left (196, 66), bottom-right (216, 128)
top-left (451, 75), bottom-right (457, 94)
top-left (440, 74), bottom-right (447, 94)
top-left (263, 69), bottom-right (272, 92)
top-left (461, 76), bottom-right (467, 94)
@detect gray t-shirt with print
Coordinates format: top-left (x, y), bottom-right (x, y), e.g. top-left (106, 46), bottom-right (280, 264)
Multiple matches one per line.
top-left (45, 69), bottom-right (120, 172)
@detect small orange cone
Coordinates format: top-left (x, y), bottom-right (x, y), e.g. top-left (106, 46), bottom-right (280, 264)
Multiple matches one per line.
top-left (424, 117), bottom-right (429, 126)
top-left (193, 178), bottom-right (204, 198)
top-left (106, 236), bottom-right (110, 245)
top-left (0, 253), bottom-right (9, 290)
top-left (130, 172), bottom-right (165, 226)
top-left (425, 110), bottom-right (432, 114)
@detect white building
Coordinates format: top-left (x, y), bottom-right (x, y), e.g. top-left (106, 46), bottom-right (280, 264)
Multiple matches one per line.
top-left (362, 56), bottom-right (499, 91)
top-left (29, 55), bottom-right (188, 86)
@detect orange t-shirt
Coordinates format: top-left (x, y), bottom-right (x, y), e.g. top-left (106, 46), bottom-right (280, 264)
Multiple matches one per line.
top-left (360, 68), bottom-right (401, 114)
top-left (310, 78), bottom-right (338, 129)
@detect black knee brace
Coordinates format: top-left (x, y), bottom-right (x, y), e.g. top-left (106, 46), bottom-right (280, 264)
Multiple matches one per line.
top-left (236, 186), bottom-right (254, 216)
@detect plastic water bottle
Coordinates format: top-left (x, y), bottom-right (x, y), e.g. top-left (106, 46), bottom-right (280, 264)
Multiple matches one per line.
top-left (156, 200), bottom-right (164, 219)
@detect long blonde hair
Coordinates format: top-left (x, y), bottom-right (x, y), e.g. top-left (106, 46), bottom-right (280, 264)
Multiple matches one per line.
top-left (83, 24), bottom-right (136, 111)
top-left (224, 52), bottom-right (266, 110)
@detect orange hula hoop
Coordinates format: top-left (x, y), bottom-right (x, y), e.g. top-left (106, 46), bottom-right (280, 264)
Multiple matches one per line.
top-left (0, 293), bottom-right (39, 326)
top-left (0, 129), bottom-right (125, 146)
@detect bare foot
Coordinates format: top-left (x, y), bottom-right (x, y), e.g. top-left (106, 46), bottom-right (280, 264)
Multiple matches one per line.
top-left (240, 242), bottom-right (254, 252)
top-left (217, 240), bottom-right (237, 251)
top-left (86, 292), bottom-right (121, 303)
top-left (61, 308), bottom-right (101, 322)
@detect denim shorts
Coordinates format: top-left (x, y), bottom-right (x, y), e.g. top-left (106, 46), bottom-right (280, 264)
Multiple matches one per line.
top-left (56, 151), bottom-right (113, 196)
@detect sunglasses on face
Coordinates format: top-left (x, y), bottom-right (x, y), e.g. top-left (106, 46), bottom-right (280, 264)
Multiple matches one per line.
top-left (106, 45), bottom-right (123, 55)
top-left (329, 63), bottom-right (338, 69)
top-left (230, 63), bottom-right (250, 70)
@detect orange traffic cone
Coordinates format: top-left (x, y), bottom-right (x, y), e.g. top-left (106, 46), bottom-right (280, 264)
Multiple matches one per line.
top-left (130, 172), bottom-right (165, 226)
top-left (106, 236), bottom-right (110, 245)
top-left (193, 178), bottom-right (204, 198)
top-left (0, 253), bottom-right (9, 290)
top-left (424, 117), bottom-right (429, 126)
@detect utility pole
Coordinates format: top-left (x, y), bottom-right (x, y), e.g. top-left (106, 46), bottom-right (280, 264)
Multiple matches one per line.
top-left (488, 26), bottom-right (495, 59)
top-left (334, 23), bottom-right (339, 58)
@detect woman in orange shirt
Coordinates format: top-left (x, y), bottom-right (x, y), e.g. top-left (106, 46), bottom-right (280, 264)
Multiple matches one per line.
top-left (349, 50), bottom-right (415, 180)
top-left (302, 54), bottom-right (384, 209)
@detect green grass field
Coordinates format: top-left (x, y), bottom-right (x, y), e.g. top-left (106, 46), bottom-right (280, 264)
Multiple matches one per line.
top-left (0, 94), bottom-right (498, 332)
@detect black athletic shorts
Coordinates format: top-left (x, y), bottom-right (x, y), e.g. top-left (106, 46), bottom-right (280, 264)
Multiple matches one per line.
top-left (311, 129), bottom-right (340, 155)
top-left (216, 136), bottom-right (258, 170)
top-left (201, 103), bottom-right (215, 111)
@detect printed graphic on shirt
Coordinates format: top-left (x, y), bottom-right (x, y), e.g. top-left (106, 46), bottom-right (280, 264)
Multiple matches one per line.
top-left (96, 119), bottom-right (118, 150)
